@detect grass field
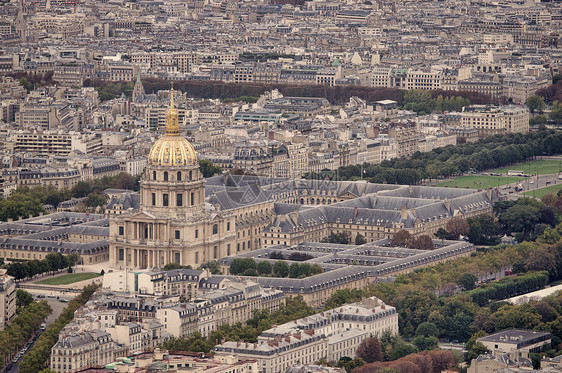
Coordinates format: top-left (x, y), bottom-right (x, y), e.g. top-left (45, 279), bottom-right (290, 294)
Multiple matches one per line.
top-left (36, 272), bottom-right (101, 285)
top-left (489, 159), bottom-right (562, 176)
top-left (524, 184), bottom-right (562, 199)
top-left (436, 175), bottom-right (522, 189)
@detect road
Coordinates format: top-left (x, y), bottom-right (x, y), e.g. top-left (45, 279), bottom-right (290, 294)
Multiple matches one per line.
top-left (4, 291), bottom-right (73, 373)
top-left (499, 173), bottom-right (561, 199)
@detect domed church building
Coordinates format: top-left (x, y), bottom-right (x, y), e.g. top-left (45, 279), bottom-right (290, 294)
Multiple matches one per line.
top-left (109, 89), bottom-right (236, 269)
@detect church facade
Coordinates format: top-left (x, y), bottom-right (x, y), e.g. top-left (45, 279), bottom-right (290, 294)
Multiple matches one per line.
top-left (109, 89), bottom-right (236, 269)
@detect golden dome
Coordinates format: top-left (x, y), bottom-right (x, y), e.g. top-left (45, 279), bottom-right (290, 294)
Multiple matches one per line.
top-left (148, 87), bottom-right (198, 167)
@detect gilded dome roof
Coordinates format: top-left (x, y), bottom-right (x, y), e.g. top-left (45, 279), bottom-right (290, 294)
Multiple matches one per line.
top-left (148, 87), bottom-right (198, 167)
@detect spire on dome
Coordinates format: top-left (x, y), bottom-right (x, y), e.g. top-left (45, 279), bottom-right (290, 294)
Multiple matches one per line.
top-left (164, 83), bottom-right (180, 136)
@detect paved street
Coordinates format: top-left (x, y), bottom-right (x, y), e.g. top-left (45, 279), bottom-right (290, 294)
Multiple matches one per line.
top-left (4, 291), bottom-right (74, 373)
top-left (503, 173), bottom-right (561, 199)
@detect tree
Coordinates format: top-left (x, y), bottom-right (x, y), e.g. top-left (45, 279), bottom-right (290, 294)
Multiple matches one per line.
top-left (16, 289), bottom-right (33, 308)
top-left (199, 261), bottom-right (221, 274)
top-left (411, 235), bottom-right (434, 250)
top-left (434, 228), bottom-right (449, 241)
top-left (322, 232), bottom-right (350, 244)
top-left (289, 263), bottom-right (300, 278)
top-left (310, 264), bottom-right (323, 275)
top-left (257, 261), bottom-right (272, 276)
top-left (355, 234), bottom-right (367, 245)
top-left (287, 252), bottom-right (313, 261)
top-left (445, 218), bottom-right (469, 239)
top-left (85, 193), bottom-right (107, 208)
top-left (199, 160), bottom-right (222, 178)
top-left (273, 261), bottom-right (289, 277)
top-left (391, 230), bottom-right (412, 247)
top-left (526, 95), bottom-right (546, 114)
top-left (229, 258), bottom-right (256, 275)
top-left (456, 273), bottom-right (478, 291)
top-left (549, 101), bottom-right (562, 124)
top-left (415, 322), bottom-right (439, 338)
top-left (72, 181), bottom-right (92, 198)
top-left (499, 199), bottom-right (541, 236)
top-left (412, 335), bottom-right (439, 351)
top-left (115, 173), bottom-right (137, 190)
top-left (356, 337), bottom-right (384, 363)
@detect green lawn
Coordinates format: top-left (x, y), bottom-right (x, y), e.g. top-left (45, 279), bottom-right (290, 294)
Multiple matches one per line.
top-left (36, 272), bottom-right (101, 285)
top-left (524, 184), bottom-right (562, 199)
top-left (489, 159), bottom-right (562, 176)
top-left (436, 175), bottom-right (522, 189)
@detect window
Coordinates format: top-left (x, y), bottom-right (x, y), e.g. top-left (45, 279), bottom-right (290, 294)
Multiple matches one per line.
top-left (119, 249), bottom-right (124, 260)
top-left (177, 172), bottom-right (182, 181)
top-left (195, 229), bottom-right (198, 239)
top-left (227, 222), bottom-right (230, 231)
top-left (227, 244), bottom-right (231, 256)
top-left (153, 171), bottom-right (156, 180)
top-left (177, 193), bottom-right (183, 207)
top-left (175, 252), bottom-right (180, 263)
top-left (151, 193), bottom-right (156, 205)
top-left (164, 172), bottom-right (168, 181)
top-left (189, 170), bottom-right (193, 180)
top-left (144, 227), bottom-right (149, 238)
top-left (175, 230), bottom-right (180, 239)
top-left (213, 246), bottom-right (218, 259)
top-left (195, 252), bottom-right (199, 264)
top-left (212, 224), bottom-right (218, 235)
top-left (191, 192), bottom-right (194, 205)
top-left (119, 226), bottom-right (124, 235)
top-left (163, 194), bottom-right (169, 206)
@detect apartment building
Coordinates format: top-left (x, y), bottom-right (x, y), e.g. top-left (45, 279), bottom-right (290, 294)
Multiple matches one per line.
top-left (15, 102), bottom-right (72, 130)
top-left (216, 332), bottom-right (327, 373)
top-left (155, 304), bottom-right (198, 338)
top-left (461, 105), bottom-right (529, 137)
top-left (50, 330), bottom-right (115, 373)
top-left (386, 122), bottom-right (418, 159)
top-left (214, 297), bottom-right (398, 373)
top-left (7, 131), bottom-right (103, 156)
top-left (0, 273), bottom-right (16, 331)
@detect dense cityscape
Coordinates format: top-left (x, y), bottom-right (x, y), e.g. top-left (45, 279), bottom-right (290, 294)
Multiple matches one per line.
top-left (0, 0), bottom-right (561, 372)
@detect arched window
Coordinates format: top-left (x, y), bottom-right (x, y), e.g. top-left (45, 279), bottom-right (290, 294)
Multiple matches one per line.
top-left (189, 170), bottom-right (193, 180)
top-left (163, 172), bottom-right (168, 181)
top-left (212, 224), bottom-right (218, 235)
top-left (177, 172), bottom-right (182, 181)
top-left (153, 171), bottom-right (156, 180)
top-left (213, 246), bottom-right (218, 259)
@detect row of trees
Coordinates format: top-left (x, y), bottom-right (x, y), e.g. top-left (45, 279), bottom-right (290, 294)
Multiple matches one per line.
top-left (469, 271), bottom-right (549, 306)
top-left (89, 77), bottom-right (494, 107)
top-left (19, 283), bottom-right (100, 373)
top-left (391, 232), bottom-right (434, 250)
top-left (0, 301), bottom-right (51, 368)
top-left (305, 131), bottom-right (562, 185)
top-left (403, 90), bottom-right (471, 115)
top-left (228, 258), bottom-right (323, 278)
top-left (6, 253), bottom-right (79, 281)
top-left (354, 347), bottom-right (457, 373)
